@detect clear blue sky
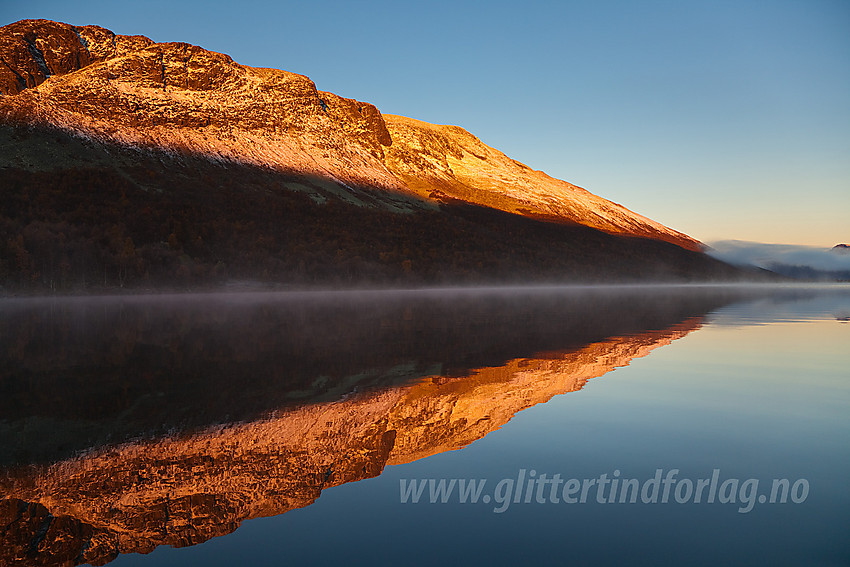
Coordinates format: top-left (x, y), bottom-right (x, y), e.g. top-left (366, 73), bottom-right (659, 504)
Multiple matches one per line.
top-left (3, 0), bottom-right (848, 246)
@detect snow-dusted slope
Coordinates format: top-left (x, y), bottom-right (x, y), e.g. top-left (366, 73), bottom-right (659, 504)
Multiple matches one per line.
top-left (1, 19), bottom-right (700, 250)
top-left (383, 115), bottom-right (701, 250)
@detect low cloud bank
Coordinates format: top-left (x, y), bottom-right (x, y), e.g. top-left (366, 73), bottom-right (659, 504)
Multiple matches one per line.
top-left (707, 241), bottom-right (850, 273)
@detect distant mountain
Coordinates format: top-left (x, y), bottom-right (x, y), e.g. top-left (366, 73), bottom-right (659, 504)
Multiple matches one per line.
top-left (764, 263), bottom-right (850, 281)
top-left (0, 19), bottom-right (757, 291)
top-left (708, 240), bottom-right (850, 282)
top-left (833, 244), bottom-right (850, 254)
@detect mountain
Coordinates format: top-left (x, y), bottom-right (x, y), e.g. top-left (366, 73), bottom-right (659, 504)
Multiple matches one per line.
top-left (0, 19), bottom-right (754, 291)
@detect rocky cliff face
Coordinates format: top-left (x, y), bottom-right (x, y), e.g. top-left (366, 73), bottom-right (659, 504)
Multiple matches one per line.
top-left (0, 19), bottom-right (700, 249)
top-left (0, 20), bottom-right (152, 95)
top-left (0, 319), bottom-right (701, 566)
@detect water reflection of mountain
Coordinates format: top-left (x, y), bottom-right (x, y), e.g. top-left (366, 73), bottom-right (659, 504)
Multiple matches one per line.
top-left (0, 287), bottom-right (774, 565)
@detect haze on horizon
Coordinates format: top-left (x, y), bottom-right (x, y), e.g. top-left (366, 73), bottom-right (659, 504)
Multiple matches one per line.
top-left (2, 0), bottom-right (847, 247)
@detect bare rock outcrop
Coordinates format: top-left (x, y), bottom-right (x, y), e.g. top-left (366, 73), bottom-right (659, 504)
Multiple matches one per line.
top-left (0, 19), bottom-right (152, 95)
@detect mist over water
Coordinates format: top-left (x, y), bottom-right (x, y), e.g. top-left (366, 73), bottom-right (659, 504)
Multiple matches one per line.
top-left (1, 284), bottom-right (848, 566)
top-left (1, 284), bottom-right (847, 464)
top-left (0, 285), bottom-right (731, 460)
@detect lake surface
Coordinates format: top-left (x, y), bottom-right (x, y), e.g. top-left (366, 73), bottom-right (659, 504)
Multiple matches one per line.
top-left (1, 285), bottom-right (848, 566)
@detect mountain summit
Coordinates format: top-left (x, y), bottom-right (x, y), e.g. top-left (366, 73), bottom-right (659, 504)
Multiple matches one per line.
top-left (1, 19), bottom-right (748, 290)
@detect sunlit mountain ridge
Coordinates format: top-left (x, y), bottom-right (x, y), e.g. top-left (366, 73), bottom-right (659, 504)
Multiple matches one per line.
top-left (0, 19), bottom-right (764, 291)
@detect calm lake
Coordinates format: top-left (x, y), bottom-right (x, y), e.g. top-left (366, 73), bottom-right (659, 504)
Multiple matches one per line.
top-left (1, 284), bottom-right (848, 566)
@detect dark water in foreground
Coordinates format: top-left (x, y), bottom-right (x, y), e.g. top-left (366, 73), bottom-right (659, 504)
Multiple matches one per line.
top-left (1, 285), bottom-right (848, 566)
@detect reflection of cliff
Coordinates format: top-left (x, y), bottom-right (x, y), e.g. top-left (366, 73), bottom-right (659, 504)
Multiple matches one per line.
top-left (0, 319), bottom-right (700, 566)
top-left (388, 321), bottom-right (698, 465)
